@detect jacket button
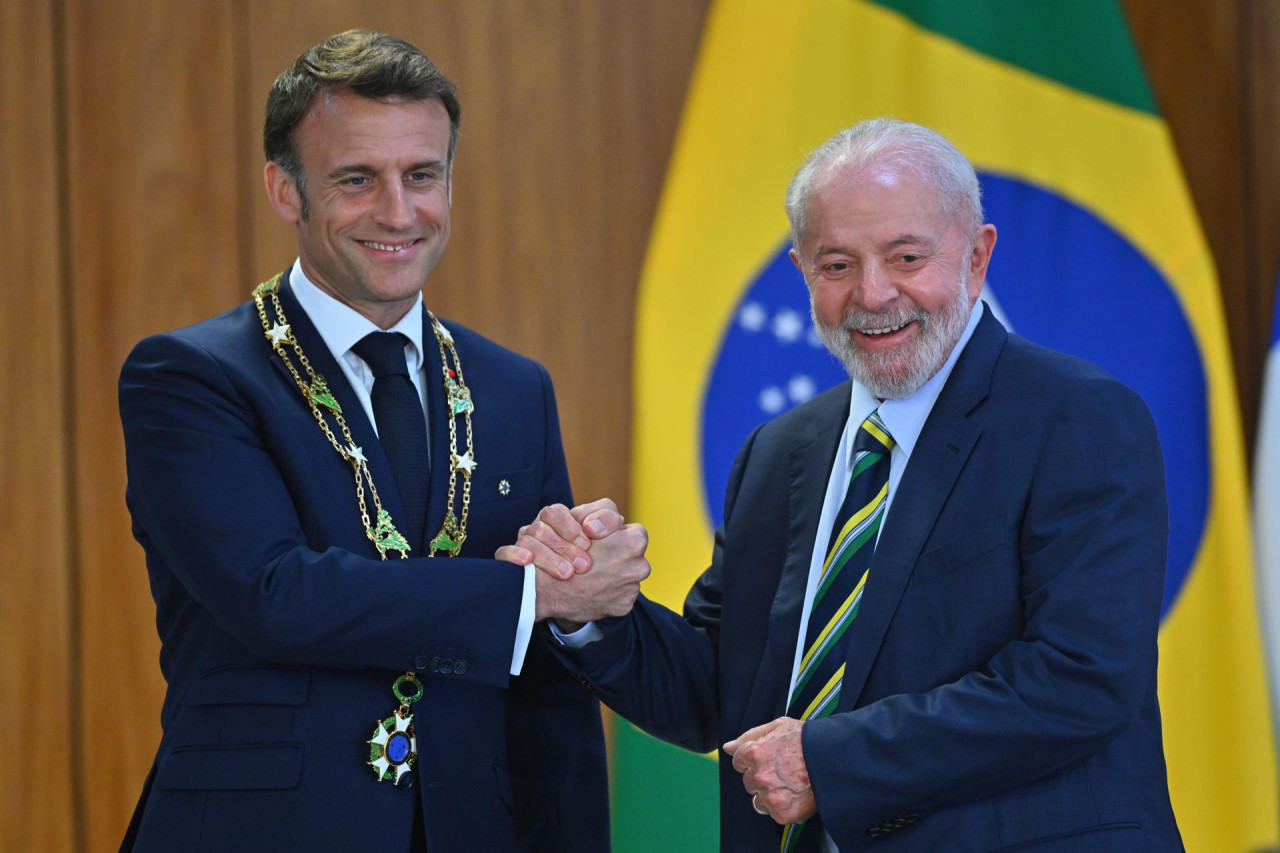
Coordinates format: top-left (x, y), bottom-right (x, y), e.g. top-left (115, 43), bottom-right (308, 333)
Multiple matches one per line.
top-left (454, 660), bottom-right (468, 675)
top-left (439, 658), bottom-right (453, 674)
top-left (866, 826), bottom-right (882, 837)
top-left (400, 773), bottom-right (415, 789)
top-left (430, 657), bottom-right (440, 673)
top-left (413, 656), bottom-right (429, 671)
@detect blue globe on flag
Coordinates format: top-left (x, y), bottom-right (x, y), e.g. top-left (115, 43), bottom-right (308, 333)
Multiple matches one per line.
top-left (701, 173), bottom-right (1207, 617)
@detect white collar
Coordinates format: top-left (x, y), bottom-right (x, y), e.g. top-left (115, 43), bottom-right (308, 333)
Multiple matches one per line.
top-left (843, 299), bottom-right (985, 469)
top-left (288, 260), bottom-right (427, 373)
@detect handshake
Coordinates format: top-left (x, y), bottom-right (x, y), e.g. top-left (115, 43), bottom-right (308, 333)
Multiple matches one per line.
top-left (495, 498), bottom-right (816, 825)
top-left (496, 498), bottom-right (651, 632)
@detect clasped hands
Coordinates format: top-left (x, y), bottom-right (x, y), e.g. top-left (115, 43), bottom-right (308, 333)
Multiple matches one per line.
top-left (496, 500), bottom-right (815, 826)
top-left (496, 498), bottom-right (650, 632)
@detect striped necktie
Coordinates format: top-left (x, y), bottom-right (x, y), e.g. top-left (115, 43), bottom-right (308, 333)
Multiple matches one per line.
top-left (781, 411), bottom-right (895, 853)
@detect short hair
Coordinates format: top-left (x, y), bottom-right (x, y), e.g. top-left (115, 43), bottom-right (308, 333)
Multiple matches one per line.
top-left (785, 118), bottom-right (983, 244)
top-left (264, 29), bottom-right (462, 216)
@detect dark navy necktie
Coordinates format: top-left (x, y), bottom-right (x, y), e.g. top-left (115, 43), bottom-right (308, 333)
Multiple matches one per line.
top-left (351, 332), bottom-right (430, 553)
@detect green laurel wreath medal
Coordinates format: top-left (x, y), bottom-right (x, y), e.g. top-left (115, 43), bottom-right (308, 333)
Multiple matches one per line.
top-left (368, 673), bottom-right (423, 785)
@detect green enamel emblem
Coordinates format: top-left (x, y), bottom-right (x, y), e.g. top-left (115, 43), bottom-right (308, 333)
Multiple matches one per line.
top-left (308, 378), bottom-right (342, 413)
top-left (429, 512), bottom-right (466, 556)
top-left (370, 509), bottom-right (410, 557)
top-left (445, 376), bottom-right (474, 415)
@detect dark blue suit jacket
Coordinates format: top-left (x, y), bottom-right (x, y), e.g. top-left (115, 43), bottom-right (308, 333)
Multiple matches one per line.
top-left (119, 275), bottom-right (608, 851)
top-left (554, 307), bottom-right (1181, 851)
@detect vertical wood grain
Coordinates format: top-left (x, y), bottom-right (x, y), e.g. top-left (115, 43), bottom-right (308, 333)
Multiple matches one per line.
top-left (23, 4), bottom-right (1275, 852)
top-left (62, 0), bottom-right (245, 847)
top-left (0, 1), bottom-right (75, 850)
top-left (1122, 0), bottom-right (1268, 455)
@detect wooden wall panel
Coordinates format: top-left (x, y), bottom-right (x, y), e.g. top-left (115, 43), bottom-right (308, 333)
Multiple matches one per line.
top-left (0, 2), bottom-right (75, 851)
top-left (5, 3), bottom-right (1269, 851)
top-left (62, 0), bottom-right (246, 847)
top-left (243, 1), bottom-right (709, 509)
top-left (1122, 0), bottom-right (1273, 456)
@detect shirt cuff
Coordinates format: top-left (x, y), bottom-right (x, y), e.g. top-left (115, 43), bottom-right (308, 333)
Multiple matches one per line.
top-left (511, 564), bottom-right (537, 675)
top-left (548, 619), bottom-right (604, 648)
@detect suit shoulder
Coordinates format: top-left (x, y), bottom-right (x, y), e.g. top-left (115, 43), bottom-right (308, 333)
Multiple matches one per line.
top-left (123, 299), bottom-right (260, 370)
top-left (433, 316), bottom-right (550, 379)
top-left (1001, 333), bottom-right (1131, 389)
top-left (994, 333), bottom-right (1151, 418)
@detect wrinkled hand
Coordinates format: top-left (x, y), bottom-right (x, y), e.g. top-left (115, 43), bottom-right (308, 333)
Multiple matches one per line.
top-left (723, 717), bottom-right (816, 825)
top-left (496, 498), bottom-right (624, 579)
top-left (529, 522), bottom-right (650, 631)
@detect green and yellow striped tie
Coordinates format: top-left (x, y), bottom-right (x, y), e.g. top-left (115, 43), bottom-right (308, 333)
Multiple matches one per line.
top-left (781, 411), bottom-right (894, 853)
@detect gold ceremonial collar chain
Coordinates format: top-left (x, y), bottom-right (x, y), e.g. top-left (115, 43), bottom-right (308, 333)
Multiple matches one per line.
top-left (252, 273), bottom-right (475, 560)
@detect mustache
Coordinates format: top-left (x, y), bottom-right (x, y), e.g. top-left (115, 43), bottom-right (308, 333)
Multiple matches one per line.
top-left (834, 306), bottom-right (930, 333)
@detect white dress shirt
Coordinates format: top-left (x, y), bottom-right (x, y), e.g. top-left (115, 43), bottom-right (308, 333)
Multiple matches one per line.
top-left (289, 263), bottom-right (537, 676)
top-left (793, 299), bottom-right (983, 852)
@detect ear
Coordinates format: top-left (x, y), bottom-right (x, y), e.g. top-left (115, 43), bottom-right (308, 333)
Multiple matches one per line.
top-left (264, 160), bottom-right (303, 225)
top-left (788, 246), bottom-right (801, 271)
top-left (966, 224), bottom-right (997, 299)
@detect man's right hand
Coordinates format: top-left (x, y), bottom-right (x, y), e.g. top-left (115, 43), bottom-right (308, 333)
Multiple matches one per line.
top-left (499, 499), bottom-right (625, 578)
top-left (531, 522), bottom-right (649, 631)
top-left (497, 499), bottom-right (650, 631)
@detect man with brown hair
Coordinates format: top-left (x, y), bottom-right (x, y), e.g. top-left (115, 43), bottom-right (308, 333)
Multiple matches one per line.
top-left (118, 30), bottom-right (633, 851)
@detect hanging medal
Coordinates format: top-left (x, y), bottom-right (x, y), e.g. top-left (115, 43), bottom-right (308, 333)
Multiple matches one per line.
top-left (367, 672), bottom-right (423, 785)
top-left (250, 277), bottom-right (480, 785)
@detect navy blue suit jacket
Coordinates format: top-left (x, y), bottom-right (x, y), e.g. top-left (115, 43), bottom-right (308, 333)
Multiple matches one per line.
top-left (554, 307), bottom-right (1181, 851)
top-left (119, 275), bottom-right (607, 851)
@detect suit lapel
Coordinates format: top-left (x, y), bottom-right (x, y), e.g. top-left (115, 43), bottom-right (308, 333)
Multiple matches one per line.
top-left (839, 307), bottom-right (1006, 710)
top-left (270, 274), bottom-right (410, 552)
top-left (741, 385), bottom-right (850, 727)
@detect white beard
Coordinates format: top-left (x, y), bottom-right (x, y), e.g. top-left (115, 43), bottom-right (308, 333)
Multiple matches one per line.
top-left (812, 271), bottom-right (973, 400)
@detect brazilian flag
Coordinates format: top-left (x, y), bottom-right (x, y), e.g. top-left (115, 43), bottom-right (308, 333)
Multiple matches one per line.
top-left (620, 1), bottom-right (1279, 851)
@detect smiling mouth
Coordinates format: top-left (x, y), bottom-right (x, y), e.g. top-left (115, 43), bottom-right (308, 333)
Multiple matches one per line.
top-left (358, 239), bottom-right (417, 253)
top-left (859, 320), bottom-right (912, 336)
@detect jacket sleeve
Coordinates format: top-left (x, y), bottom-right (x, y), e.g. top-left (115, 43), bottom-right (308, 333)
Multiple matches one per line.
top-left (545, 424), bottom-right (768, 754)
top-left (119, 331), bottom-right (526, 687)
top-left (502, 361), bottom-right (610, 852)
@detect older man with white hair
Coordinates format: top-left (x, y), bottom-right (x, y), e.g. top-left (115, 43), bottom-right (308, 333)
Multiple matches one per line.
top-left (511, 118), bottom-right (1182, 852)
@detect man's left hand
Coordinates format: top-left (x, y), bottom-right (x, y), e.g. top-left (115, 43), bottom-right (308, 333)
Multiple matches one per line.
top-left (723, 717), bottom-right (816, 825)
